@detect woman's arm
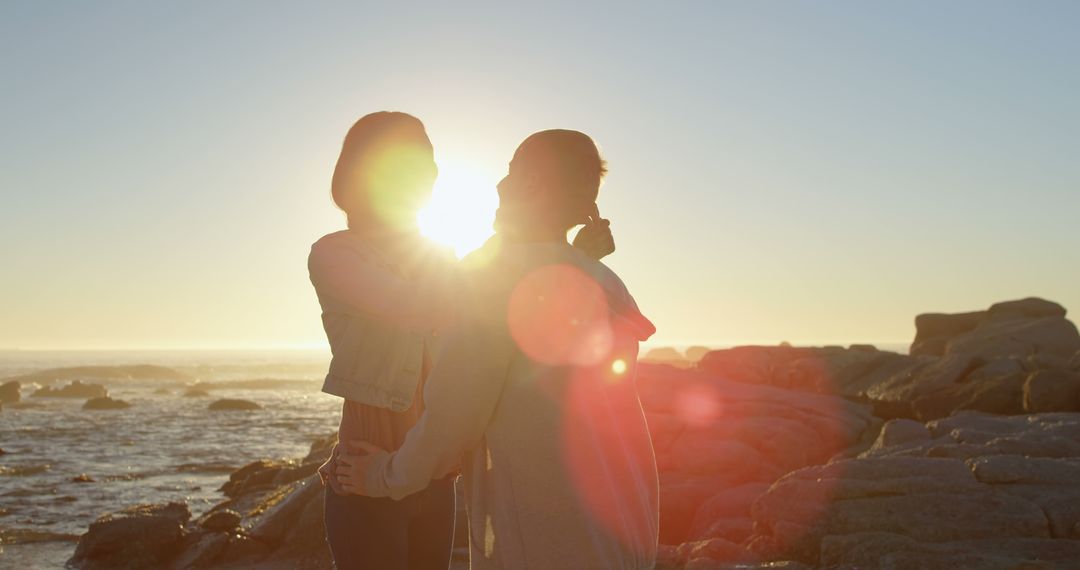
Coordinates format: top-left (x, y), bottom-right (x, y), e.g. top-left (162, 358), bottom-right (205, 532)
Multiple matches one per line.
top-left (308, 237), bottom-right (455, 329)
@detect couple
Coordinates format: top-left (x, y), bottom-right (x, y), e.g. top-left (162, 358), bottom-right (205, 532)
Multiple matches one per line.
top-left (309, 111), bottom-right (659, 570)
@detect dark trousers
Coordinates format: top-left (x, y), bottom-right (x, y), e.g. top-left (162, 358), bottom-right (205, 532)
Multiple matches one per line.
top-left (324, 477), bottom-right (456, 570)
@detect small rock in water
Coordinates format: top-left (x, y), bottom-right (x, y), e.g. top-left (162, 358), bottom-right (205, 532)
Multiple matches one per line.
top-left (72, 474), bottom-right (96, 483)
top-left (208, 398), bottom-right (261, 411)
top-left (83, 396), bottom-right (132, 410)
top-left (33, 380), bottom-right (108, 399)
top-left (0, 448), bottom-right (6, 455)
top-left (0, 380), bottom-right (21, 403)
top-left (183, 388), bottom-right (210, 397)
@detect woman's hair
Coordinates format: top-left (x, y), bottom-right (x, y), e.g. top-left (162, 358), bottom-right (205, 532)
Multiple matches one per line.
top-left (496, 129), bottom-right (607, 232)
top-left (331, 112), bottom-right (436, 228)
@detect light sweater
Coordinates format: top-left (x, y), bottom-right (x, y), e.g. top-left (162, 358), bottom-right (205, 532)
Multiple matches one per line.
top-left (364, 240), bottom-right (659, 570)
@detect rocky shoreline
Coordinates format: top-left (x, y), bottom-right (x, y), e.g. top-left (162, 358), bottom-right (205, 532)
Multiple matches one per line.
top-left (69, 297), bottom-right (1080, 569)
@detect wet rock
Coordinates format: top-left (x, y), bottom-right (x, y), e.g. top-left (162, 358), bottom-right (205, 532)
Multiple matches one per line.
top-left (0, 380), bottom-right (20, 403)
top-left (169, 531), bottom-right (230, 569)
top-left (72, 474), bottom-right (95, 483)
top-left (220, 459), bottom-right (286, 497)
top-left (208, 398), bottom-right (260, 411)
top-left (199, 509), bottom-right (241, 532)
top-left (32, 380), bottom-right (107, 399)
top-left (183, 387), bottom-right (210, 397)
top-left (83, 396), bottom-right (131, 410)
top-left (69, 502), bottom-right (190, 570)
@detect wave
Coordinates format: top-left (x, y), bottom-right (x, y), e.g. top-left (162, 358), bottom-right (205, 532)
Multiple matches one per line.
top-left (0, 464), bottom-right (51, 477)
top-left (1, 364), bottom-right (192, 385)
top-left (175, 463), bottom-right (237, 474)
top-left (0, 528), bottom-right (79, 544)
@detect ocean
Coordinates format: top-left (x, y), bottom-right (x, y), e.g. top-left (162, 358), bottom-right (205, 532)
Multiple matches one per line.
top-left (0, 350), bottom-right (339, 568)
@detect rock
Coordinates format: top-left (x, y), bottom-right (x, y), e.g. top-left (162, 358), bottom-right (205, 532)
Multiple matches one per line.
top-left (1024, 369), bottom-right (1080, 413)
top-left (821, 532), bottom-right (1080, 569)
top-left (183, 387), bottom-right (210, 397)
top-left (0, 380), bottom-right (20, 403)
top-left (168, 532), bottom-right (230, 569)
top-left (945, 316), bottom-right (1080, 361)
top-left (32, 380), bottom-right (107, 399)
top-left (870, 418), bottom-right (931, 450)
top-left (69, 502), bottom-right (190, 570)
top-left (637, 363), bottom-right (877, 547)
top-left (986, 297), bottom-right (1067, 322)
top-left (676, 538), bottom-right (757, 566)
top-left (685, 346), bottom-right (712, 362)
top-left (72, 474), bottom-right (95, 483)
top-left (750, 412), bottom-right (1080, 565)
top-left (910, 370), bottom-right (1027, 421)
top-left (199, 509), bottom-right (242, 532)
top-left (219, 459), bottom-right (285, 497)
top-left (82, 397), bottom-right (131, 410)
top-left (911, 311), bottom-right (984, 356)
top-left (751, 457), bottom-right (1049, 562)
top-left (208, 398), bottom-right (260, 411)
top-left (644, 347), bottom-right (687, 364)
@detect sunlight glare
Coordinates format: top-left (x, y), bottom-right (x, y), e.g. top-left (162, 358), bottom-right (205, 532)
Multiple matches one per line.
top-left (418, 158), bottom-right (498, 257)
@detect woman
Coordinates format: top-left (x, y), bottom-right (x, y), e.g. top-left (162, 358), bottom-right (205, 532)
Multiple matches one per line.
top-left (310, 113), bottom-right (615, 570)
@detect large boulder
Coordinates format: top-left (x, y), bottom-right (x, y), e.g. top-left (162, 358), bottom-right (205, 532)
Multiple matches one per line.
top-left (32, 380), bottom-right (107, 399)
top-left (69, 503), bottom-right (191, 569)
top-left (945, 315), bottom-right (1080, 361)
top-left (748, 412), bottom-right (1080, 566)
top-left (911, 311), bottom-right (985, 357)
top-left (0, 380), bottom-right (20, 403)
top-left (637, 364), bottom-right (878, 545)
top-left (986, 297), bottom-right (1067, 322)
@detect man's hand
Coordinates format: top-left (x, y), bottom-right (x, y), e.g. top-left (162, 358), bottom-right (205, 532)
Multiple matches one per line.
top-left (335, 441), bottom-right (388, 496)
top-left (573, 217), bottom-right (615, 260)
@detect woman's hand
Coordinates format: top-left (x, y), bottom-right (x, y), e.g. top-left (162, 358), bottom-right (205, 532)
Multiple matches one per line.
top-left (334, 441), bottom-right (388, 496)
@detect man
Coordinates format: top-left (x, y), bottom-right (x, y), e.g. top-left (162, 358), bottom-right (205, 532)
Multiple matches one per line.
top-left (337, 130), bottom-right (659, 570)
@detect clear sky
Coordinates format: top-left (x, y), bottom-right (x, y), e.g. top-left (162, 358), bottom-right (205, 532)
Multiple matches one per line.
top-left (2, 1), bottom-right (1078, 350)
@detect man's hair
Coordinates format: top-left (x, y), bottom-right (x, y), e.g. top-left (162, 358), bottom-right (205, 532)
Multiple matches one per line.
top-left (512, 129), bottom-right (607, 200)
top-left (330, 112), bottom-right (434, 222)
top-left (502, 129), bottom-right (607, 229)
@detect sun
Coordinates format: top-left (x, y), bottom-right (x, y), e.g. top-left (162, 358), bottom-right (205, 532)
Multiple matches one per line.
top-left (418, 158), bottom-right (499, 257)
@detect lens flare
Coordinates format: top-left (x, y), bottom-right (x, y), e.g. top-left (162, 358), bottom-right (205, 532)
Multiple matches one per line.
top-left (507, 264), bottom-right (613, 366)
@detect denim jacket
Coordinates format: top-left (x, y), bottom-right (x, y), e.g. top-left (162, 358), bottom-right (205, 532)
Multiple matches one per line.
top-left (309, 231), bottom-right (454, 412)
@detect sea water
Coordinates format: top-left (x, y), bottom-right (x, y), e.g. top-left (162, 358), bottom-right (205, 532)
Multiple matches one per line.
top-left (0, 350), bottom-right (339, 568)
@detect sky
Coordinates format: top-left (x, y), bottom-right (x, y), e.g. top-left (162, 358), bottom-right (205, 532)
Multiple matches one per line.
top-left (1, 1), bottom-right (1078, 351)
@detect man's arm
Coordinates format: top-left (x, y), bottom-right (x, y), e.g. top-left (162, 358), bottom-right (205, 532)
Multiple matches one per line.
top-left (344, 296), bottom-right (512, 500)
